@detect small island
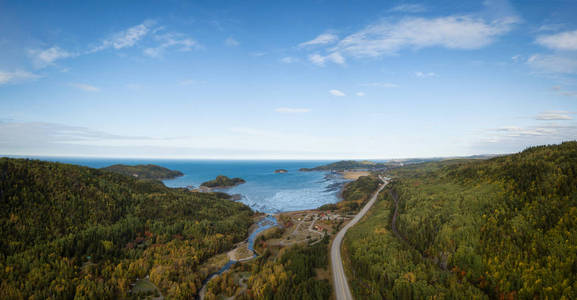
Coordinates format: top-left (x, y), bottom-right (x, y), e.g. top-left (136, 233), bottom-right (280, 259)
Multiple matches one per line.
top-left (200, 175), bottom-right (246, 188)
top-left (101, 164), bottom-right (184, 180)
top-left (274, 169), bottom-right (288, 173)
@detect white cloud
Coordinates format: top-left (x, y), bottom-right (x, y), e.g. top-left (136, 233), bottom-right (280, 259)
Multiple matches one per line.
top-left (28, 46), bottom-right (75, 68)
top-left (332, 16), bottom-right (518, 58)
top-left (527, 54), bottom-right (577, 74)
top-left (329, 89), bottom-right (346, 97)
top-left (275, 107), bottom-right (311, 113)
top-left (360, 82), bottom-right (398, 88)
top-left (389, 4), bottom-right (426, 13)
top-left (280, 56), bottom-right (299, 63)
top-left (511, 54), bottom-right (523, 62)
top-left (356, 92), bottom-right (365, 96)
top-left (27, 22), bottom-right (154, 69)
top-left (301, 14), bottom-right (518, 66)
top-left (537, 23), bottom-right (565, 32)
top-left (415, 71), bottom-right (437, 78)
top-left (70, 83), bottom-right (100, 92)
top-left (0, 70), bottom-right (40, 85)
top-left (225, 37), bottom-right (240, 47)
top-left (494, 126), bottom-right (559, 137)
top-left (535, 111), bottom-right (573, 120)
top-left (144, 32), bottom-right (198, 57)
top-left (28, 21), bottom-right (197, 69)
top-left (308, 52), bottom-right (345, 66)
top-left (536, 30), bottom-right (577, 51)
top-left (91, 21), bottom-right (154, 52)
top-left (299, 33), bottom-right (338, 47)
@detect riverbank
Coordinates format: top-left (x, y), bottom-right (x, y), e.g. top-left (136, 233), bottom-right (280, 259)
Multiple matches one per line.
top-left (198, 214), bottom-right (279, 299)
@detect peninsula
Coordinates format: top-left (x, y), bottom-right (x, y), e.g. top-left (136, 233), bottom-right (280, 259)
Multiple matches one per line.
top-left (299, 160), bottom-right (389, 172)
top-left (101, 164), bottom-right (183, 180)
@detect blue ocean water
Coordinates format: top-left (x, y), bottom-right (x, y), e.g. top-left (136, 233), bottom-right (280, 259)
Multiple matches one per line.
top-left (24, 157), bottom-right (348, 213)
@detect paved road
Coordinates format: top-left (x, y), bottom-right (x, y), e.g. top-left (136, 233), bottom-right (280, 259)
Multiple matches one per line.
top-left (331, 176), bottom-right (388, 300)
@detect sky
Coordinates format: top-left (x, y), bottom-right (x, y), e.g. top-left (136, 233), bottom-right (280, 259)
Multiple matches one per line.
top-left (1, 0), bottom-right (576, 159)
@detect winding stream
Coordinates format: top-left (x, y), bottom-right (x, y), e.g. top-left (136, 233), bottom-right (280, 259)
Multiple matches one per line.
top-left (198, 215), bottom-right (279, 299)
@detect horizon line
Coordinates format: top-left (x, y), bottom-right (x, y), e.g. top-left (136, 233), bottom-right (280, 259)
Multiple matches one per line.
top-left (1, 152), bottom-right (507, 162)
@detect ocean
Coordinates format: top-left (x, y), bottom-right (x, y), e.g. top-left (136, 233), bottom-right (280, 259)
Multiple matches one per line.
top-left (23, 157), bottom-right (349, 213)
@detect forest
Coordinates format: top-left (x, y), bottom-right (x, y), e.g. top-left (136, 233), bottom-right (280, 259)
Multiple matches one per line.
top-left (100, 164), bottom-right (184, 180)
top-left (0, 158), bottom-right (252, 299)
top-left (201, 175), bottom-right (246, 188)
top-left (204, 235), bottom-right (332, 300)
top-left (344, 141), bottom-right (577, 299)
top-left (318, 175), bottom-right (381, 213)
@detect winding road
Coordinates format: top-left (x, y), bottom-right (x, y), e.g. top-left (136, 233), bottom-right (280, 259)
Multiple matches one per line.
top-left (331, 176), bottom-right (389, 300)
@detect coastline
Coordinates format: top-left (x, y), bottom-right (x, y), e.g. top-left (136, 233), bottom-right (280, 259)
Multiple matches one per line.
top-left (197, 169), bottom-right (377, 299)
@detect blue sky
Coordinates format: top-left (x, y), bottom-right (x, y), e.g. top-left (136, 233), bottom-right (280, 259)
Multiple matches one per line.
top-left (1, 0), bottom-right (576, 159)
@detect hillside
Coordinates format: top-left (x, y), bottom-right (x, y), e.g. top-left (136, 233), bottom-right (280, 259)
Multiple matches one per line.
top-left (201, 175), bottom-right (246, 188)
top-left (299, 160), bottom-right (389, 171)
top-left (0, 158), bottom-right (252, 299)
top-left (101, 163), bottom-right (183, 180)
top-left (344, 142), bottom-right (577, 299)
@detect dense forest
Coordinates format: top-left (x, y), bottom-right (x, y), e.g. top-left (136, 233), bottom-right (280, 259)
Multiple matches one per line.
top-left (201, 175), bottom-right (246, 188)
top-left (205, 236), bottom-right (332, 299)
top-left (344, 141), bottom-right (577, 299)
top-left (318, 175), bottom-right (381, 213)
top-left (0, 158), bottom-right (252, 299)
top-left (100, 164), bottom-right (183, 180)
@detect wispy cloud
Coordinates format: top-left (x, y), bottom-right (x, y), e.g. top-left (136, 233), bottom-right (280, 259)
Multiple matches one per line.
top-left (250, 52), bottom-right (267, 57)
top-left (0, 121), bottom-right (147, 145)
top-left (329, 89), bottom-right (346, 96)
top-left (225, 37), bottom-right (240, 47)
top-left (415, 71), bottom-right (437, 78)
top-left (0, 70), bottom-right (40, 85)
top-left (535, 111), bottom-right (573, 120)
top-left (490, 123), bottom-right (577, 138)
top-left (308, 52), bottom-right (345, 66)
top-left (536, 29), bottom-right (577, 51)
top-left (275, 107), bottom-right (311, 113)
top-left (527, 54), bottom-right (577, 74)
top-left (552, 86), bottom-right (577, 97)
top-left (333, 16), bottom-right (518, 58)
top-left (28, 20), bottom-right (199, 69)
top-left (356, 92), bottom-right (365, 96)
top-left (302, 11), bottom-right (518, 66)
top-left (299, 33), bottom-right (339, 48)
top-left (90, 21), bottom-right (154, 53)
top-left (389, 4), bottom-right (426, 13)
top-left (70, 83), bottom-right (100, 92)
top-left (280, 56), bottom-right (299, 63)
top-left (143, 32), bottom-right (198, 57)
top-left (537, 23), bottom-right (565, 33)
top-left (28, 46), bottom-right (75, 68)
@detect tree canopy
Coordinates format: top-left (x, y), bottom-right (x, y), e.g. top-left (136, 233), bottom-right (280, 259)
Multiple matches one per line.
top-left (0, 158), bottom-right (252, 299)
